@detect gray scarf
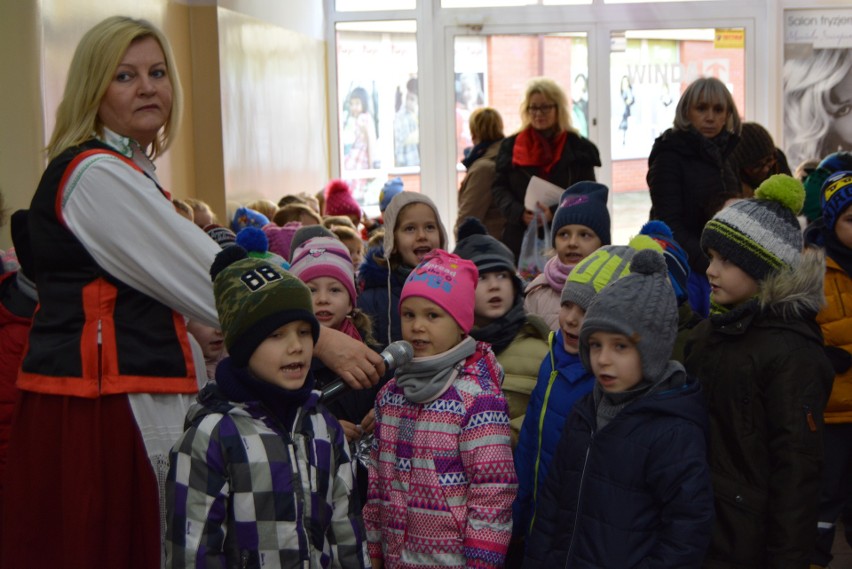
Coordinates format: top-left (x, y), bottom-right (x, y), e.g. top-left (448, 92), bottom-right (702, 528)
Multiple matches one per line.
top-left (593, 360), bottom-right (685, 430)
top-left (395, 336), bottom-right (477, 403)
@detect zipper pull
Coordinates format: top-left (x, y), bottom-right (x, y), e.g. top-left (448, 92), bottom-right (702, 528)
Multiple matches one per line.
top-left (804, 405), bottom-right (817, 432)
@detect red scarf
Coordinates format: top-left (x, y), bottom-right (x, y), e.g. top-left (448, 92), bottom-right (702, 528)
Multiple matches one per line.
top-left (337, 316), bottom-right (363, 341)
top-left (512, 127), bottom-right (568, 175)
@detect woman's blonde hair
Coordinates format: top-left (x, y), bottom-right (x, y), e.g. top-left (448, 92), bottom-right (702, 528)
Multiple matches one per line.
top-left (469, 107), bottom-right (505, 143)
top-left (672, 77), bottom-right (741, 135)
top-left (784, 49), bottom-right (852, 168)
top-left (518, 77), bottom-right (574, 134)
top-left (47, 16), bottom-right (183, 161)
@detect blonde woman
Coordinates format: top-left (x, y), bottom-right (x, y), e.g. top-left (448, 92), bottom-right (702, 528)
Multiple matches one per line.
top-left (491, 77), bottom-right (601, 260)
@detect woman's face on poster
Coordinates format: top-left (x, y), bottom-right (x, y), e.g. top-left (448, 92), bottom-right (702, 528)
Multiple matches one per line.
top-left (827, 67), bottom-right (852, 147)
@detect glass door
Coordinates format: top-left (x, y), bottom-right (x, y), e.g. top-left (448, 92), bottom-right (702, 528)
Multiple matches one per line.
top-left (607, 27), bottom-right (746, 244)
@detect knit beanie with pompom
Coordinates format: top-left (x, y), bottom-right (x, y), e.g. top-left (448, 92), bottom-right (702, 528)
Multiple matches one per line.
top-left (700, 174), bottom-right (804, 282)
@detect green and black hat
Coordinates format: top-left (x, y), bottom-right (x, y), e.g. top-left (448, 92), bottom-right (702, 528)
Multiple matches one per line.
top-left (211, 246), bottom-right (319, 367)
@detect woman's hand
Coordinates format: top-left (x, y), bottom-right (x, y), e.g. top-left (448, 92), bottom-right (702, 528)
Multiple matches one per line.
top-left (360, 409), bottom-right (377, 435)
top-left (522, 209), bottom-right (535, 226)
top-left (314, 327), bottom-right (385, 388)
top-left (338, 420), bottom-right (361, 443)
top-left (536, 201), bottom-right (554, 223)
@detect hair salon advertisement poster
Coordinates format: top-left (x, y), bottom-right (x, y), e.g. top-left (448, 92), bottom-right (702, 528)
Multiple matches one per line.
top-left (783, 9), bottom-right (852, 170)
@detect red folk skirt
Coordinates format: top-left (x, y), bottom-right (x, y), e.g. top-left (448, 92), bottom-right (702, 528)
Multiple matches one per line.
top-left (0, 391), bottom-right (161, 569)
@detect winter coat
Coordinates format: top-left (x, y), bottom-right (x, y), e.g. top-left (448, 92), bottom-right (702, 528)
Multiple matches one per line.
top-left (523, 274), bottom-right (561, 331)
top-left (363, 341), bottom-right (517, 568)
top-left (522, 366), bottom-right (713, 569)
top-left (647, 127), bottom-right (740, 275)
top-left (494, 316), bottom-right (550, 444)
top-left (672, 300), bottom-right (704, 364)
top-left (0, 272), bottom-right (35, 487)
top-left (456, 140), bottom-right (506, 239)
top-left (166, 365), bottom-right (368, 569)
top-left (684, 250), bottom-right (834, 569)
top-left (513, 330), bottom-right (595, 538)
top-left (357, 246), bottom-right (406, 350)
top-left (492, 131), bottom-right (601, 260)
top-left (817, 256), bottom-right (852, 424)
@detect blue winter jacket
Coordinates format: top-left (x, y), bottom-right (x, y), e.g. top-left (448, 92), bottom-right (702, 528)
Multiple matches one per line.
top-left (522, 364), bottom-right (713, 569)
top-left (356, 246), bottom-right (407, 351)
top-left (512, 330), bottom-right (595, 538)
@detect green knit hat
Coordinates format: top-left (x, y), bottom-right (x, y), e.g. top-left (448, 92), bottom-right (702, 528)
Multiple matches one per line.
top-left (560, 234), bottom-right (662, 310)
top-left (211, 246), bottom-right (319, 367)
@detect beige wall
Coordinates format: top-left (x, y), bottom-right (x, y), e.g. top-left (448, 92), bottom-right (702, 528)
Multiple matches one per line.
top-left (0, 0), bottom-right (327, 250)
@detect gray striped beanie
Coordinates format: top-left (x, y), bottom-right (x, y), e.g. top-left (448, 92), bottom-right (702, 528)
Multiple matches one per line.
top-left (700, 174), bottom-right (804, 282)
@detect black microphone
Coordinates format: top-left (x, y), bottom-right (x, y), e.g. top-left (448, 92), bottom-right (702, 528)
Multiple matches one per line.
top-left (319, 341), bottom-right (414, 403)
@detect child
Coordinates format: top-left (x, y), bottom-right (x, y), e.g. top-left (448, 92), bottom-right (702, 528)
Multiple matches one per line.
top-left (324, 179), bottom-right (362, 228)
top-left (638, 220), bottom-right (702, 363)
top-left (289, 235), bottom-right (377, 431)
top-left (290, 234), bottom-right (379, 506)
top-left (805, 170), bottom-right (852, 569)
top-left (166, 247), bottom-right (369, 568)
top-left (524, 181), bottom-right (610, 330)
top-left (523, 249), bottom-right (714, 568)
top-left (364, 250), bottom-right (517, 569)
top-left (513, 235), bottom-right (661, 548)
top-left (685, 174), bottom-right (834, 567)
top-left (331, 225), bottom-right (366, 271)
top-left (357, 191), bottom-right (448, 350)
top-left (453, 217), bottom-right (549, 445)
top-left (186, 319), bottom-right (225, 381)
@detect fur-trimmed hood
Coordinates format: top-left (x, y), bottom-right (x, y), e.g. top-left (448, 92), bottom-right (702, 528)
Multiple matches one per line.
top-left (755, 247), bottom-right (826, 320)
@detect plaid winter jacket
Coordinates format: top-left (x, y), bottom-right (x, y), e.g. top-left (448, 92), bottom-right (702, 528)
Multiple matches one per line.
top-left (166, 362), bottom-right (369, 569)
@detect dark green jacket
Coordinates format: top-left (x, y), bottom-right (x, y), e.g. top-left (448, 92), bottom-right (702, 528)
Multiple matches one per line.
top-left (684, 250), bottom-right (833, 569)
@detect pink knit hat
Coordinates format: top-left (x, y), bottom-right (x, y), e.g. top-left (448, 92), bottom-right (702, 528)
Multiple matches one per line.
top-left (400, 249), bottom-right (479, 333)
top-left (263, 221), bottom-right (302, 262)
top-left (289, 236), bottom-right (357, 306)
top-left (324, 179), bottom-right (361, 218)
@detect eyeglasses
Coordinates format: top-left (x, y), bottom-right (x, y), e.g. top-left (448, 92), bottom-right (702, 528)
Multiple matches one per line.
top-left (527, 104), bottom-right (556, 115)
top-left (745, 154), bottom-right (777, 173)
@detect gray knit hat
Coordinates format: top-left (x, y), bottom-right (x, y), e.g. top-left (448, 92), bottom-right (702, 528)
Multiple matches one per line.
top-left (579, 250), bottom-right (677, 382)
top-left (561, 235), bottom-right (662, 311)
top-left (382, 191), bottom-right (448, 257)
top-left (700, 174), bottom-right (804, 282)
top-left (288, 224), bottom-right (336, 261)
top-left (454, 217), bottom-right (522, 292)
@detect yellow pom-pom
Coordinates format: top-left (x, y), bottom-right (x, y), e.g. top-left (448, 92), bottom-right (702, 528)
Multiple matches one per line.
top-left (754, 174), bottom-right (805, 215)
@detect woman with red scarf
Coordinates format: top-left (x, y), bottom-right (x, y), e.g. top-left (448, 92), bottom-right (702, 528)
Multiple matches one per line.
top-left (491, 77), bottom-right (601, 261)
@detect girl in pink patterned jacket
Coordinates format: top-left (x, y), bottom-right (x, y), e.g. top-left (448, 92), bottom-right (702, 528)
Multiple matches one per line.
top-left (364, 250), bottom-right (518, 569)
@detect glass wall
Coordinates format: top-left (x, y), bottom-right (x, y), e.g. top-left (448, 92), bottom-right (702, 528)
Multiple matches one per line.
top-left (608, 27), bottom-right (745, 243)
top-left (335, 21), bottom-right (419, 215)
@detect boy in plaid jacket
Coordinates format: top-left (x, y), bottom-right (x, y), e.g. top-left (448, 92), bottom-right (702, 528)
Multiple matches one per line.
top-left (166, 246), bottom-right (369, 568)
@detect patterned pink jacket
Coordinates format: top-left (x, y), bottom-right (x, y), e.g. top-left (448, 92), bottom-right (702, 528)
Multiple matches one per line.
top-left (364, 341), bottom-right (517, 569)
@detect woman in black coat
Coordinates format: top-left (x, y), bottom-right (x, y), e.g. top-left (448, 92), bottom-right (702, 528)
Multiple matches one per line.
top-left (647, 77), bottom-right (741, 317)
top-left (492, 77), bottom-right (601, 261)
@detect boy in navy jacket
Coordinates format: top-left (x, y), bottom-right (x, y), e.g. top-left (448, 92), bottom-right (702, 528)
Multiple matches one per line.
top-left (523, 250), bottom-right (713, 569)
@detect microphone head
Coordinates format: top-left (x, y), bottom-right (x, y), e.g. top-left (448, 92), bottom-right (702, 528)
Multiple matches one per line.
top-left (382, 340), bottom-right (414, 370)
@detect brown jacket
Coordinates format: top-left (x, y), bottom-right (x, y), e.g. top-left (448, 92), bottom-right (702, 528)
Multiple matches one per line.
top-left (456, 140), bottom-right (505, 239)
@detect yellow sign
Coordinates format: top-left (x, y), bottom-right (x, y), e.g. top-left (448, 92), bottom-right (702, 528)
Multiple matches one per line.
top-left (714, 28), bottom-right (745, 49)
